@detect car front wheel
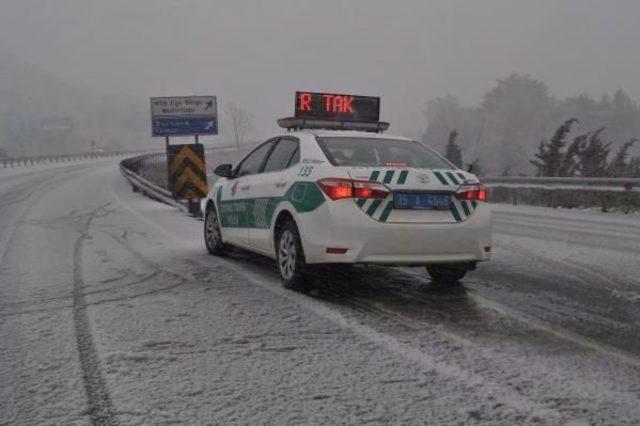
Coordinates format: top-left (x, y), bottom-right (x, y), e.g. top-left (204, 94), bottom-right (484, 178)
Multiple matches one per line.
top-left (204, 204), bottom-right (226, 256)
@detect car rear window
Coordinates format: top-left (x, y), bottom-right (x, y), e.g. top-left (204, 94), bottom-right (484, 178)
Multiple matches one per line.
top-left (315, 137), bottom-right (453, 169)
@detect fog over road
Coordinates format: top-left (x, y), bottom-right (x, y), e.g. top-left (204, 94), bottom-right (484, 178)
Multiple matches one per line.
top-left (1, 160), bottom-right (640, 424)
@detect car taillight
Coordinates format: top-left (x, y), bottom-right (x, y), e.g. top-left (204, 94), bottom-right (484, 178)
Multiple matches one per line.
top-left (456, 184), bottom-right (488, 202)
top-left (317, 178), bottom-right (353, 200)
top-left (352, 180), bottom-right (389, 199)
top-left (317, 178), bottom-right (389, 201)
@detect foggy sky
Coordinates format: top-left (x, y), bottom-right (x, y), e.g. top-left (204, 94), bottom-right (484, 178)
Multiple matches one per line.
top-left (2, 0), bottom-right (639, 142)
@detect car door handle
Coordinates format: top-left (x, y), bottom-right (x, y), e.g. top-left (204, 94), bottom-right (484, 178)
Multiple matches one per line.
top-left (240, 185), bottom-right (250, 191)
top-left (275, 181), bottom-right (288, 188)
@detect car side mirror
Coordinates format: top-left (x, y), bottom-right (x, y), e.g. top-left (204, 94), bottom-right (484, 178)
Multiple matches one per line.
top-left (213, 164), bottom-right (235, 178)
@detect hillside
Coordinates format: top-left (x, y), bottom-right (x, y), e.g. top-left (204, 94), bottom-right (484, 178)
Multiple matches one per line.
top-left (0, 53), bottom-right (149, 156)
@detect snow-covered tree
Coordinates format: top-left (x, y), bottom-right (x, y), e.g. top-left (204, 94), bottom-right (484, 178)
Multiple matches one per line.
top-left (530, 118), bottom-right (578, 176)
top-left (557, 132), bottom-right (587, 177)
top-left (608, 139), bottom-right (637, 177)
top-left (575, 128), bottom-right (611, 177)
top-left (444, 129), bottom-right (463, 168)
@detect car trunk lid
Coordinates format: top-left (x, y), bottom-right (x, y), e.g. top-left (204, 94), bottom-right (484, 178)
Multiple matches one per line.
top-left (347, 167), bottom-right (479, 223)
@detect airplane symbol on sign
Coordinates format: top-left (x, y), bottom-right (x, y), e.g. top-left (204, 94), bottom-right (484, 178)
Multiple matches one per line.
top-left (205, 100), bottom-right (213, 110)
top-left (205, 121), bottom-right (215, 130)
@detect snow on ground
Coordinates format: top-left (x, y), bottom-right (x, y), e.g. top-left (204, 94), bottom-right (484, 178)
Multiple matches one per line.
top-left (490, 202), bottom-right (640, 289)
top-left (0, 156), bottom-right (123, 180)
top-left (492, 202), bottom-right (640, 222)
top-left (1, 162), bottom-right (640, 424)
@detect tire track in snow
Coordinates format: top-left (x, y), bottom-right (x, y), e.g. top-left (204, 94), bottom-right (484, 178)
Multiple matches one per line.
top-left (73, 205), bottom-right (118, 426)
top-left (111, 187), bottom-right (562, 418)
top-left (400, 266), bottom-right (640, 369)
top-left (209, 256), bottom-right (564, 420)
top-left (0, 165), bottom-right (112, 424)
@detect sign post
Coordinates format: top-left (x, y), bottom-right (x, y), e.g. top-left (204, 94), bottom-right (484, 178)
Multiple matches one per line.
top-left (150, 96), bottom-right (218, 216)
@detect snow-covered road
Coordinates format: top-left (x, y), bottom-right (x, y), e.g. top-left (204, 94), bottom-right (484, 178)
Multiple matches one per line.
top-left (1, 161), bottom-right (639, 425)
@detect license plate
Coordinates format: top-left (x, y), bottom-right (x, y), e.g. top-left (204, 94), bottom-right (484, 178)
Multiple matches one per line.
top-left (393, 192), bottom-right (451, 210)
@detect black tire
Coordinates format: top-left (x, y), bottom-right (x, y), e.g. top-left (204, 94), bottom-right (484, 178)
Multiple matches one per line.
top-left (204, 203), bottom-right (226, 256)
top-left (276, 219), bottom-right (308, 290)
top-left (426, 264), bottom-right (468, 284)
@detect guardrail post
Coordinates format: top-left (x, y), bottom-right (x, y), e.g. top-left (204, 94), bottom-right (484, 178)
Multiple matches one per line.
top-left (188, 200), bottom-right (202, 217)
top-left (600, 192), bottom-right (609, 212)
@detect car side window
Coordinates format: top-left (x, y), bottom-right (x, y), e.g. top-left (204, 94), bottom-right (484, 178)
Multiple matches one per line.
top-left (287, 146), bottom-right (300, 168)
top-left (236, 141), bottom-right (275, 177)
top-left (263, 138), bottom-right (299, 173)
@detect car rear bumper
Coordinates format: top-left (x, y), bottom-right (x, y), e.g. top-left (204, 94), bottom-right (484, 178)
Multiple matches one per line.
top-left (297, 201), bottom-right (492, 265)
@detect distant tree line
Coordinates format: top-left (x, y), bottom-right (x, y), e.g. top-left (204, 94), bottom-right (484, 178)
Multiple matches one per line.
top-left (425, 73), bottom-right (640, 176)
top-left (530, 118), bottom-right (638, 177)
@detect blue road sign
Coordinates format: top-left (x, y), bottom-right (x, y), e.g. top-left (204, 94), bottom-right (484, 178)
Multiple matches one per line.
top-left (152, 116), bottom-right (218, 137)
top-left (150, 96), bottom-right (218, 137)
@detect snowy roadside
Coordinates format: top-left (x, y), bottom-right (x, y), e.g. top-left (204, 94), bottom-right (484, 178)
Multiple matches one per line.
top-left (491, 202), bottom-right (640, 220)
top-left (105, 166), bottom-right (640, 424)
top-left (4, 161), bottom-right (640, 424)
top-left (0, 156), bottom-right (120, 180)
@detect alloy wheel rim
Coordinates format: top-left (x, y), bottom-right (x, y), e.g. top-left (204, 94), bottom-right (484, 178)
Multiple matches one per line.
top-left (279, 230), bottom-right (296, 280)
top-left (206, 210), bottom-right (220, 248)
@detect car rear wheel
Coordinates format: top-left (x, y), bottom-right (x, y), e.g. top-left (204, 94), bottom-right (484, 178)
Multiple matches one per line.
top-left (204, 204), bottom-right (226, 256)
top-left (276, 220), bottom-right (308, 290)
top-left (426, 264), bottom-right (469, 284)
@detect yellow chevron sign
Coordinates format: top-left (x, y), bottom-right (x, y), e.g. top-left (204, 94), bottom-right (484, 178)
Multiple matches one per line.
top-left (167, 144), bottom-right (208, 200)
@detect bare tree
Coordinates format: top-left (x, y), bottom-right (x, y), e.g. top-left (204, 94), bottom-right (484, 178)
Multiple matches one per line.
top-left (223, 102), bottom-right (253, 148)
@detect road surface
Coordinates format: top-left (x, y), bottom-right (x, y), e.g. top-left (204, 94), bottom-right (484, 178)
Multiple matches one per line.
top-left (1, 159), bottom-right (639, 425)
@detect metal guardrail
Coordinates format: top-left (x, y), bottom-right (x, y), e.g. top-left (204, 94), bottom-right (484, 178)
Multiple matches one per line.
top-left (122, 149), bottom-right (639, 215)
top-left (483, 176), bottom-right (640, 192)
top-left (1, 150), bottom-right (152, 168)
top-left (120, 153), bottom-right (191, 214)
top-left (119, 145), bottom-right (249, 217)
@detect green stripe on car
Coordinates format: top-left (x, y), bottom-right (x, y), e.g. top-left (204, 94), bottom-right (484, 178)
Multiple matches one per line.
top-left (382, 170), bottom-right (395, 184)
top-left (378, 201), bottom-right (394, 222)
top-left (370, 170), bottom-right (380, 181)
top-left (446, 172), bottom-right (460, 185)
top-left (461, 200), bottom-right (471, 216)
top-left (433, 171), bottom-right (449, 185)
top-left (366, 199), bottom-right (382, 216)
top-left (397, 170), bottom-right (408, 184)
top-left (450, 202), bottom-right (462, 222)
top-left (218, 181), bottom-right (325, 229)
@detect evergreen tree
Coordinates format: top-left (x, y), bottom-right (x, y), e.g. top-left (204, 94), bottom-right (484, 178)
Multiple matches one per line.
top-left (444, 129), bottom-right (463, 168)
top-left (608, 139), bottom-right (637, 177)
top-left (467, 158), bottom-right (484, 177)
top-left (530, 118), bottom-right (578, 176)
top-left (628, 157), bottom-right (640, 177)
top-left (422, 74), bottom-right (640, 176)
top-left (558, 132), bottom-right (588, 177)
top-left (575, 128), bottom-right (611, 177)
top-left (500, 165), bottom-right (512, 176)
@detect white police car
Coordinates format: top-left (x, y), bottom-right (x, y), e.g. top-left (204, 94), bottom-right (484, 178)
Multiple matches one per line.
top-left (204, 92), bottom-right (492, 289)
